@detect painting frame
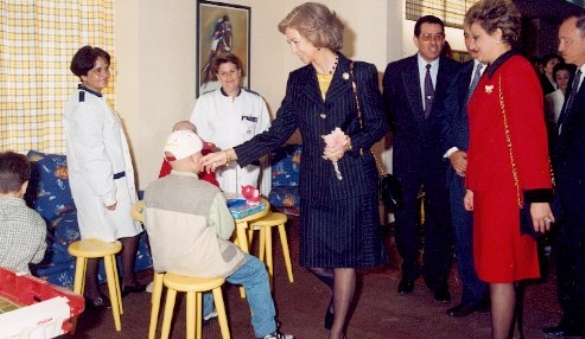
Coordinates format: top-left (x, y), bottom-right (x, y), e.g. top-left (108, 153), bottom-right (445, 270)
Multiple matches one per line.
top-left (196, 0), bottom-right (251, 97)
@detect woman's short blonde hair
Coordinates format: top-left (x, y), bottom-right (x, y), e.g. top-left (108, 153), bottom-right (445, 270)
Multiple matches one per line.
top-left (464, 0), bottom-right (522, 45)
top-left (278, 2), bottom-right (344, 51)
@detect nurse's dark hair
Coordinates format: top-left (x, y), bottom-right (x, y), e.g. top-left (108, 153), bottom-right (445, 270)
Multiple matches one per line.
top-left (70, 45), bottom-right (111, 77)
top-left (212, 53), bottom-right (243, 73)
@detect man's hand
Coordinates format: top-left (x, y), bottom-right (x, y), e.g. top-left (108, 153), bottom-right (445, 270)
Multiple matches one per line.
top-left (464, 190), bottom-right (474, 211)
top-left (449, 150), bottom-right (468, 177)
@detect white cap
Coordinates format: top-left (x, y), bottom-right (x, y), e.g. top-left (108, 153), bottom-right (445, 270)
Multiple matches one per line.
top-left (163, 130), bottom-right (203, 161)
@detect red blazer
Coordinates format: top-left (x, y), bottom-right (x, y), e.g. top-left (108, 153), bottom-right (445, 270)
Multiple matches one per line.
top-left (466, 53), bottom-right (552, 197)
top-left (158, 142), bottom-right (220, 188)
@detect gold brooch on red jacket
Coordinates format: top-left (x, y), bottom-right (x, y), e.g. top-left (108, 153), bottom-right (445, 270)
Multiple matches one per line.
top-left (485, 85), bottom-right (494, 94)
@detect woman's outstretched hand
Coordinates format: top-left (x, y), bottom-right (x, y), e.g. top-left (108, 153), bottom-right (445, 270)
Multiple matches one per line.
top-left (200, 151), bottom-right (229, 173)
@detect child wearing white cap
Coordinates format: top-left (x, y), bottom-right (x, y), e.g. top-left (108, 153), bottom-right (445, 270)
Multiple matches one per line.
top-left (143, 130), bottom-right (294, 339)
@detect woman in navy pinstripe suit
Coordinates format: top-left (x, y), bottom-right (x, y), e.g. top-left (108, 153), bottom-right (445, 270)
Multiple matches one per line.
top-left (202, 3), bottom-right (388, 338)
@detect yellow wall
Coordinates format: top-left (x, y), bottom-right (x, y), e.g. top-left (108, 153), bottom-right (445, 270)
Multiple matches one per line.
top-left (115, 0), bottom-right (456, 189)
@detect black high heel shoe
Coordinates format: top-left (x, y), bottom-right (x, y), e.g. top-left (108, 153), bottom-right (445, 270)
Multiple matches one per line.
top-left (324, 300), bottom-right (334, 330)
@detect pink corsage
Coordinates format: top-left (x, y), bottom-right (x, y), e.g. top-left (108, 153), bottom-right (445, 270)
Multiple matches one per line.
top-left (322, 127), bottom-right (348, 181)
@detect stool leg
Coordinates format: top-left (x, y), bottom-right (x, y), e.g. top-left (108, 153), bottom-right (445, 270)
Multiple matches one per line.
top-left (258, 227), bottom-right (266, 262)
top-left (112, 255), bottom-right (123, 315)
top-left (72, 257), bottom-right (87, 295)
top-left (278, 224), bottom-right (294, 283)
top-left (186, 291), bottom-right (196, 339)
top-left (161, 288), bottom-right (178, 339)
top-left (196, 292), bottom-right (202, 339)
top-left (247, 228), bottom-right (255, 248)
top-left (149, 273), bottom-right (164, 339)
top-left (236, 222), bottom-right (248, 299)
top-left (70, 256), bottom-right (87, 334)
top-left (265, 227), bottom-right (274, 289)
top-left (104, 254), bottom-right (122, 331)
top-left (212, 287), bottom-right (230, 339)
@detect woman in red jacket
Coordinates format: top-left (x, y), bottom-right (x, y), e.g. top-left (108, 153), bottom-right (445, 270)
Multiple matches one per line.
top-left (463, 1), bottom-right (555, 338)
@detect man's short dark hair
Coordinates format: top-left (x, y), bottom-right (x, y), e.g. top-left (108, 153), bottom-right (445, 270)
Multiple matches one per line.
top-left (0, 151), bottom-right (31, 194)
top-left (414, 15), bottom-right (445, 37)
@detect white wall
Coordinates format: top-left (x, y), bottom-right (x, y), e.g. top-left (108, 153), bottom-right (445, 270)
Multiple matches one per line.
top-left (115, 0), bottom-right (462, 189)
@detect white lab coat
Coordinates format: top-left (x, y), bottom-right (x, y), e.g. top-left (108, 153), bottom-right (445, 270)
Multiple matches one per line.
top-left (63, 86), bottom-right (142, 242)
top-left (190, 88), bottom-right (271, 194)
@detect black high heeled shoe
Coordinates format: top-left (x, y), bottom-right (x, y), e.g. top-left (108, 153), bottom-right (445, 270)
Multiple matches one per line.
top-left (324, 300), bottom-right (334, 330)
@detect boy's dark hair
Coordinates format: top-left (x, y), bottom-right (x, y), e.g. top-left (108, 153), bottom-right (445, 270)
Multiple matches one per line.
top-left (0, 151), bottom-right (31, 194)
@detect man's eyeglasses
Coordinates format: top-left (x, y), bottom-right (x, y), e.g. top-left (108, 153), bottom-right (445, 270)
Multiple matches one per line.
top-left (419, 33), bottom-right (445, 42)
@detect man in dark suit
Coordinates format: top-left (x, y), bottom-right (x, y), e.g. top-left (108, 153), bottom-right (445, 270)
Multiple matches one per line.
top-left (382, 15), bottom-right (460, 302)
top-left (544, 14), bottom-right (585, 338)
top-left (438, 25), bottom-right (488, 317)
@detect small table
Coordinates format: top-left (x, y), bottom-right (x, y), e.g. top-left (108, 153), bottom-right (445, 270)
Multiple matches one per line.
top-left (231, 198), bottom-right (270, 254)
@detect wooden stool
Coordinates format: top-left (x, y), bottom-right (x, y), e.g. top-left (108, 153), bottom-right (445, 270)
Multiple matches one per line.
top-left (248, 212), bottom-right (294, 287)
top-left (68, 238), bottom-right (124, 332)
top-left (160, 273), bottom-right (230, 339)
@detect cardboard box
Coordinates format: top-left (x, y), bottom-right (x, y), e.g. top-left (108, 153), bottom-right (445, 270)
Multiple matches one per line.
top-left (227, 198), bottom-right (266, 219)
top-left (0, 268), bottom-right (84, 339)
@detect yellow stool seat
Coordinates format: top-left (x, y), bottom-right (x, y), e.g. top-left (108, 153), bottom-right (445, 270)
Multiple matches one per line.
top-left (68, 238), bottom-right (124, 332)
top-left (160, 273), bottom-right (230, 339)
top-left (248, 212), bottom-right (294, 287)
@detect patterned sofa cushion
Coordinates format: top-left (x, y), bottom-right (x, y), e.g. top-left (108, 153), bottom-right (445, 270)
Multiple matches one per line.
top-left (270, 144), bottom-right (301, 187)
top-left (268, 144), bottom-right (301, 216)
top-left (26, 150), bottom-right (75, 222)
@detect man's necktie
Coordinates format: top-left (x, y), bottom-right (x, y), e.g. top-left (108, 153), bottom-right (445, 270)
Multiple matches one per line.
top-left (424, 64), bottom-right (434, 118)
top-left (558, 69), bottom-right (581, 134)
top-left (465, 64), bottom-right (483, 106)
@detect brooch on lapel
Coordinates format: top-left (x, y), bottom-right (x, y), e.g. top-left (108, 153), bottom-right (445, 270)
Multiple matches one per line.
top-left (342, 72), bottom-right (350, 80)
top-left (485, 85), bottom-right (494, 94)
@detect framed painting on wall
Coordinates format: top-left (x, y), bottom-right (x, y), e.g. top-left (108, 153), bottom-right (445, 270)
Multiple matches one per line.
top-left (197, 0), bottom-right (250, 97)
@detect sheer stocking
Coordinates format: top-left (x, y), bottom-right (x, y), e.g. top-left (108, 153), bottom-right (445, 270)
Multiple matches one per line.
top-left (489, 283), bottom-right (515, 339)
top-left (119, 235), bottom-right (140, 287)
top-left (83, 258), bottom-right (100, 299)
top-left (309, 267), bottom-right (335, 311)
top-left (330, 268), bottom-right (355, 339)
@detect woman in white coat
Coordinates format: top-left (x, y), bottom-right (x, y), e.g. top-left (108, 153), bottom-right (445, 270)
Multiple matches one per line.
top-left (190, 53), bottom-right (271, 194)
top-left (63, 46), bottom-right (145, 308)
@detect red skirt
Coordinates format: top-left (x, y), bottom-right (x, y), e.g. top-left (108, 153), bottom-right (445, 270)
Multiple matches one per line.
top-left (473, 189), bottom-right (540, 283)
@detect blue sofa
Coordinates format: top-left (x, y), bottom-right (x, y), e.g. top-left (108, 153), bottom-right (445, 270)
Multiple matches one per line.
top-left (268, 144), bottom-right (301, 216)
top-left (25, 151), bottom-right (152, 287)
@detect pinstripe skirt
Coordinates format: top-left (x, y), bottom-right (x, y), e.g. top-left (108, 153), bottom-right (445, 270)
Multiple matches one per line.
top-left (299, 193), bottom-right (388, 268)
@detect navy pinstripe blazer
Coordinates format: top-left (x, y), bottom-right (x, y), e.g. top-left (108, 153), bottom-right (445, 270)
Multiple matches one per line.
top-left (382, 55), bottom-right (461, 178)
top-left (235, 53), bottom-right (389, 203)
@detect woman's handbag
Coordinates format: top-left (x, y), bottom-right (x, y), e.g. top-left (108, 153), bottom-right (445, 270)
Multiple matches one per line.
top-left (349, 62), bottom-right (403, 210)
top-left (498, 75), bottom-right (552, 238)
